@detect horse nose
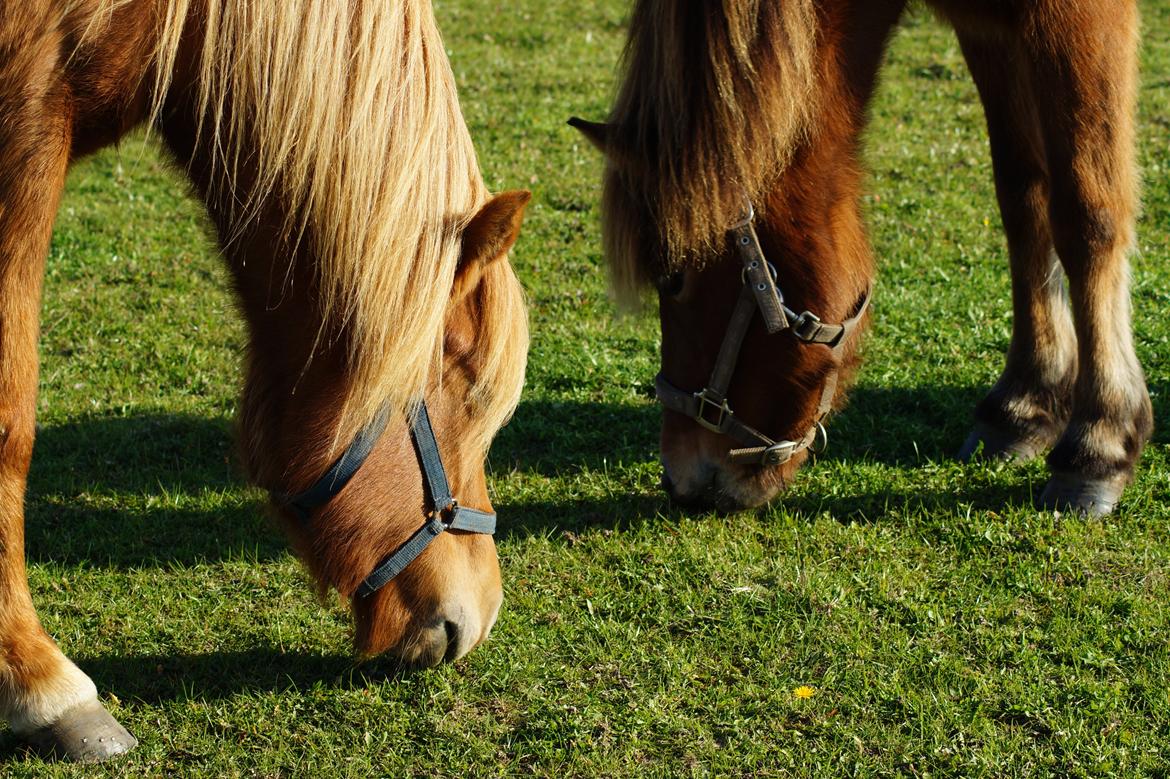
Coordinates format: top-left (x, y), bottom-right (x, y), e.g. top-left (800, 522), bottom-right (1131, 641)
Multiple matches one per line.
top-left (661, 468), bottom-right (721, 511)
top-left (662, 464), bottom-right (763, 513)
top-left (396, 622), bottom-right (444, 667)
top-left (390, 615), bottom-right (463, 667)
top-left (392, 604), bottom-right (498, 667)
top-left (660, 470), bottom-right (677, 498)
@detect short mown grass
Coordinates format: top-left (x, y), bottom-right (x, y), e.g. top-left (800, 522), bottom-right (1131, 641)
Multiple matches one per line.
top-left (5, 1), bottom-right (1170, 775)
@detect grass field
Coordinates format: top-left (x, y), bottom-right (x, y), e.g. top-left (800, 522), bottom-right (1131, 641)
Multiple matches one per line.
top-left (5, 1), bottom-right (1170, 775)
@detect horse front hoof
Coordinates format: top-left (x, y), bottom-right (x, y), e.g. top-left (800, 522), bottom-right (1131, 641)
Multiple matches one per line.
top-left (957, 422), bottom-right (1048, 463)
top-left (26, 699), bottom-right (137, 763)
top-left (1039, 472), bottom-right (1127, 517)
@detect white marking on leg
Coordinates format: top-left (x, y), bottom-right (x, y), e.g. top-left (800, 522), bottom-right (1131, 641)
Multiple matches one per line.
top-left (2, 655), bottom-right (100, 735)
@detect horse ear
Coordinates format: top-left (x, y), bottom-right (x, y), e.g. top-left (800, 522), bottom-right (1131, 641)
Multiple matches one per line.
top-left (568, 116), bottom-right (612, 154)
top-left (453, 190), bottom-right (531, 301)
top-left (569, 117), bottom-right (640, 170)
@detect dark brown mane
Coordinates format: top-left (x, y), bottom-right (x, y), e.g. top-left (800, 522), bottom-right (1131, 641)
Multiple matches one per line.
top-left (603, 0), bottom-right (818, 290)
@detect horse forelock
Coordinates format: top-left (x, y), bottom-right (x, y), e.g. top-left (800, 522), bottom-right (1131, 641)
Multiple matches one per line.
top-left (127, 0), bottom-right (525, 451)
top-left (602, 0), bottom-right (819, 301)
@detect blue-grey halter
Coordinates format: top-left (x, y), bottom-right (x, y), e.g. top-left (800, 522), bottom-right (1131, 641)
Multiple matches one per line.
top-left (274, 401), bottom-right (496, 598)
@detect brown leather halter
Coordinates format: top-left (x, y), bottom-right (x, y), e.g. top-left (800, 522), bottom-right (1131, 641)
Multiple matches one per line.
top-left (654, 202), bottom-right (871, 466)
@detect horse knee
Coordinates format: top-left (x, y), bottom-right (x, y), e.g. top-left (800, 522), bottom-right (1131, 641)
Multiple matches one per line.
top-left (1049, 197), bottom-right (1132, 275)
top-left (997, 176), bottom-right (1049, 239)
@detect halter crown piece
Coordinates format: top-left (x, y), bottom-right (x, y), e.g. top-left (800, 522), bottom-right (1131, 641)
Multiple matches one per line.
top-left (273, 401), bottom-right (496, 597)
top-left (654, 199), bottom-right (872, 466)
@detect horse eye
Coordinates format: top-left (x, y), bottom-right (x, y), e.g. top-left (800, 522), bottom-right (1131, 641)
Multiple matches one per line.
top-left (656, 271), bottom-right (685, 297)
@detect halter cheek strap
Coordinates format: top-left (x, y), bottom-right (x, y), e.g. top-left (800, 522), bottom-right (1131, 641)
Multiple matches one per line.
top-left (654, 209), bottom-right (871, 466)
top-left (273, 401), bottom-right (496, 598)
top-left (355, 403), bottom-right (496, 598)
top-left (273, 406), bottom-right (392, 522)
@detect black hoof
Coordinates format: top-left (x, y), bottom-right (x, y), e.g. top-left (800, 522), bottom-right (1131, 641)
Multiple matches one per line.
top-left (957, 422), bottom-right (1049, 463)
top-left (1039, 472), bottom-right (1126, 517)
top-left (26, 699), bottom-right (137, 763)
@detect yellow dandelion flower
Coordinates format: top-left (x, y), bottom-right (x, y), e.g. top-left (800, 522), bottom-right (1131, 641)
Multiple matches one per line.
top-left (793, 685), bottom-right (816, 699)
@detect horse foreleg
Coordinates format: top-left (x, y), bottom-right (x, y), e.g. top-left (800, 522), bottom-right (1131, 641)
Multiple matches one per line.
top-left (955, 31), bottom-right (1077, 463)
top-left (0, 17), bottom-right (136, 760)
top-left (1025, 3), bottom-right (1152, 515)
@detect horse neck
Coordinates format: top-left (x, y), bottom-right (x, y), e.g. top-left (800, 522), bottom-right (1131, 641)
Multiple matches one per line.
top-left (50, 1), bottom-right (158, 157)
top-left (158, 109), bottom-right (353, 492)
top-left (753, 0), bottom-right (907, 301)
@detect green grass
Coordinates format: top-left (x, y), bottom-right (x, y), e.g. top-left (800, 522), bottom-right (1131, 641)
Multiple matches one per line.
top-left (6, 1), bottom-right (1170, 775)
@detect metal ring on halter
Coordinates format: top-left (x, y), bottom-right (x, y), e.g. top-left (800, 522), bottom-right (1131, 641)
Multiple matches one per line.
top-left (741, 259), bottom-right (779, 286)
top-left (810, 421), bottom-right (829, 455)
top-left (729, 196), bottom-right (755, 230)
top-left (693, 389), bottom-right (732, 433)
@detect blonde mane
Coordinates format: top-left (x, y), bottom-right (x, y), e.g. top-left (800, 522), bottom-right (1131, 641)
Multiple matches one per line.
top-left (89, 0), bottom-right (525, 454)
top-left (603, 0), bottom-right (819, 299)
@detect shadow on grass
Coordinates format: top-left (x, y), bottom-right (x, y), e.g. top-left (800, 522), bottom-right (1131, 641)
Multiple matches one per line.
top-left (492, 384), bottom-right (986, 475)
top-left (498, 380), bottom-right (1170, 475)
top-left (18, 381), bottom-right (1165, 567)
top-left (71, 648), bottom-right (419, 705)
top-left (491, 398), bottom-right (660, 476)
top-left (1151, 383), bottom-right (1170, 445)
top-left (31, 412), bottom-right (238, 494)
top-left (0, 647), bottom-right (430, 760)
top-left (496, 472), bottom-right (1042, 540)
top-left (25, 412), bottom-right (285, 568)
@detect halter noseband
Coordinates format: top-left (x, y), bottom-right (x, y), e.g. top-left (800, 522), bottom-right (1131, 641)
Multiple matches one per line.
top-left (654, 201), bottom-right (871, 466)
top-left (273, 401), bottom-right (496, 597)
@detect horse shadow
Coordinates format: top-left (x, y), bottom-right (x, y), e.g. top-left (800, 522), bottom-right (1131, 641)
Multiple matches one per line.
top-left (25, 412), bottom-right (285, 569)
top-left (492, 383), bottom-right (989, 476)
top-left (23, 381), bottom-right (1167, 561)
top-left (1, 382), bottom-right (1159, 733)
top-left (72, 648), bottom-right (410, 705)
top-left (493, 380), bottom-right (1170, 536)
top-left (0, 646), bottom-right (424, 760)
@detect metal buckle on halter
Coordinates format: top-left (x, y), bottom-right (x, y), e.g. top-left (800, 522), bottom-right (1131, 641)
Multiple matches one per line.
top-left (694, 389), bottom-right (732, 433)
top-left (761, 441), bottom-right (797, 466)
top-left (791, 311), bottom-right (824, 342)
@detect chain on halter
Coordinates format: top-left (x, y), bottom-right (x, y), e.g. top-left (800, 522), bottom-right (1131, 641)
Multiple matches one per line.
top-left (654, 200), bottom-right (872, 466)
top-left (272, 401), bottom-right (496, 597)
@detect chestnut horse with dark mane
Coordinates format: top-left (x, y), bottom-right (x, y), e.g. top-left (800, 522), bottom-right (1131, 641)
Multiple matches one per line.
top-left (1, 0), bottom-right (529, 761)
top-left (573, 1), bottom-right (1150, 515)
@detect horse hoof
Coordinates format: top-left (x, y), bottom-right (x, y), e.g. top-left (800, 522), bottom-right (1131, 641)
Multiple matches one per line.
top-left (1039, 472), bottom-right (1126, 517)
top-left (957, 422), bottom-right (1047, 463)
top-left (26, 699), bottom-right (137, 763)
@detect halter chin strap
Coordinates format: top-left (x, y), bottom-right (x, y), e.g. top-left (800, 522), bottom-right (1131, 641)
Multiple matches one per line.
top-left (655, 205), bottom-right (871, 466)
top-left (273, 401), bottom-right (496, 598)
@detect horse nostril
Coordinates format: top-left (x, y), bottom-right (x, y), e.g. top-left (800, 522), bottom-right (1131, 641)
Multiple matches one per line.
top-left (443, 620), bottom-right (460, 662)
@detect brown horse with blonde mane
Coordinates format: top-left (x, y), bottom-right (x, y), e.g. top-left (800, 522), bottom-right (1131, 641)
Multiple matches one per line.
top-left (573, 0), bottom-right (1151, 515)
top-left (1, 0), bottom-right (528, 761)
